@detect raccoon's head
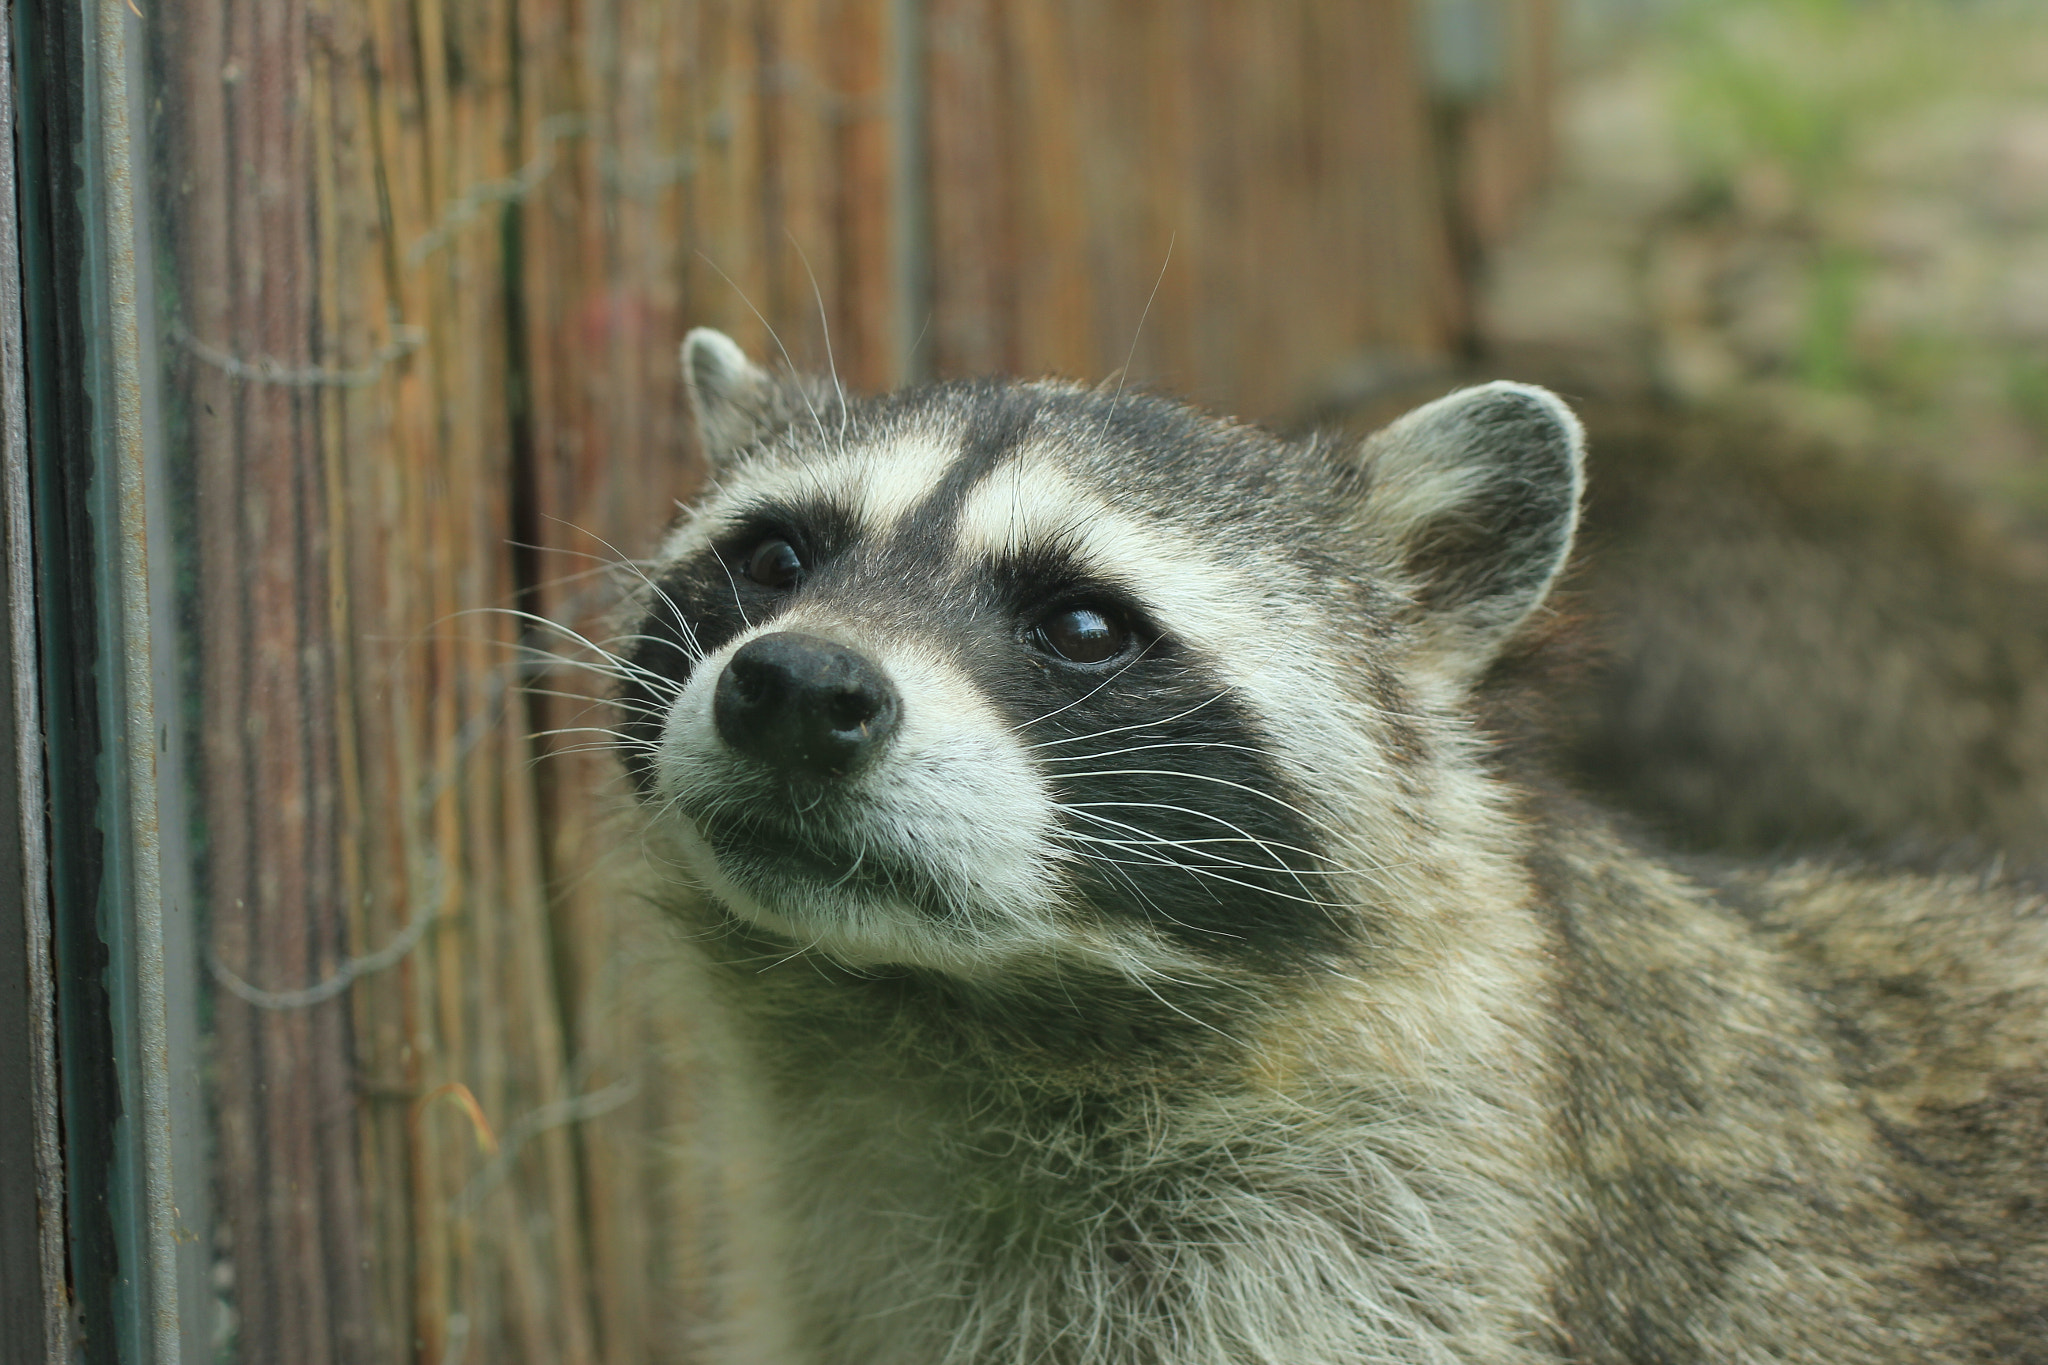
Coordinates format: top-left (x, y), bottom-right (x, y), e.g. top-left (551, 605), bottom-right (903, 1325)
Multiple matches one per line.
top-left (618, 330), bottom-right (1582, 982)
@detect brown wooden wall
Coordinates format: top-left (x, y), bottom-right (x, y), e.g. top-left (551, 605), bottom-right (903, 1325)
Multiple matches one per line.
top-left (149, 2), bottom-right (1553, 1361)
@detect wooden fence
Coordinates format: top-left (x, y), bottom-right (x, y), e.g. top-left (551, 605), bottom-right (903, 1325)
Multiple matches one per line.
top-left (149, 1), bottom-right (1553, 1360)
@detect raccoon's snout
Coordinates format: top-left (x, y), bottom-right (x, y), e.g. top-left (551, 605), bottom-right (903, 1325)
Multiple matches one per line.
top-left (713, 631), bottom-right (901, 778)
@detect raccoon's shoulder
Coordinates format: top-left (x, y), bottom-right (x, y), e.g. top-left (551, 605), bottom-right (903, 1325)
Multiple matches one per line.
top-left (1736, 855), bottom-right (2048, 1350)
top-left (1710, 854), bottom-right (2048, 1090)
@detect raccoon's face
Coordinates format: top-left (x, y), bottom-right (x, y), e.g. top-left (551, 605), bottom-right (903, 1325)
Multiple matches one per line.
top-left (619, 330), bottom-right (1582, 980)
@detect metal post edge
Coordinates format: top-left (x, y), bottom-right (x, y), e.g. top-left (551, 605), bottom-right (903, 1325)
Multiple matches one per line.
top-left (0, 0), bottom-right (71, 1354)
top-left (82, 0), bottom-right (181, 1360)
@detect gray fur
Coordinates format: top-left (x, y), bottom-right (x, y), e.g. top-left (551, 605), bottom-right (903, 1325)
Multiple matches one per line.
top-left (682, 327), bottom-right (839, 470)
top-left (1556, 397), bottom-right (2048, 857)
top-left (609, 334), bottom-right (2048, 1364)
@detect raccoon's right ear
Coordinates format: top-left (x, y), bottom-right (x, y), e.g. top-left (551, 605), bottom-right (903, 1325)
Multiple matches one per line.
top-left (1355, 382), bottom-right (1585, 685)
top-left (682, 328), bottom-right (797, 468)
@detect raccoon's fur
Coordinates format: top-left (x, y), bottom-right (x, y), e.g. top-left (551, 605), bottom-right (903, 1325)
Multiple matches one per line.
top-left (613, 330), bottom-right (2048, 1365)
top-left (1559, 399), bottom-right (2048, 857)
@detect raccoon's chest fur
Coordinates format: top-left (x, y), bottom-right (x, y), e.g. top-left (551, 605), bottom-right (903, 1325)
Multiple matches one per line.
top-left (677, 903), bottom-right (1558, 1365)
top-left (709, 1033), bottom-right (1542, 1364)
top-left (613, 330), bottom-right (2048, 1364)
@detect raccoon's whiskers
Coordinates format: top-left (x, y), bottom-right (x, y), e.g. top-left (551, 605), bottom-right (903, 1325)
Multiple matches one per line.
top-left (604, 630), bottom-right (704, 666)
top-left (1061, 837), bottom-right (1232, 913)
top-left (1039, 739), bottom-right (1276, 764)
top-left (516, 656), bottom-right (673, 703)
top-left (696, 249), bottom-right (832, 448)
top-left (824, 838), bottom-right (871, 894)
top-left (1061, 822), bottom-right (1330, 877)
top-left (614, 578), bottom-right (704, 663)
top-left (757, 928), bottom-right (838, 975)
top-left (1009, 640), bottom-right (1170, 734)
top-left (1069, 838), bottom-right (1187, 923)
top-left (453, 605), bottom-right (631, 669)
top-left (510, 517), bottom-right (683, 635)
top-left (712, 553), bottom-right (756, 631)
top-left (531, 738), bottom-right (660, 764)
top-left (1057, 804), bottom-right (1337, 909)
top-left (1058, 836), bottom-right (1339, 916)
top-left (1052, 766), bottom-right (1347, 852)
top-left (1060, 830), bottom-right (1352, 880)
top-left (513, 649), bottom-right (633, 684)
top-left (537, 743), bottom-right (641, 760)
top-left (498, 549), bottom-right (656, 596)
top-left (1022, 688), bottom-right (1234, 749)
top-left (1098, 231), bottom-right (1175, 444)
top-left (533, 724), bottom-right (648, 744)
top-left (536, 512), bottom-right (709, 663)
top-left (503, 533), bottom-right (661, 574)
top-left (515, 685), bottom-right (660, 716)
top-left (787, 231), bottom-right (852, 450)
top-left (461, 607), bottom-right (687, 699)
top-left (1113, 961), bottom-right (1250, 1048)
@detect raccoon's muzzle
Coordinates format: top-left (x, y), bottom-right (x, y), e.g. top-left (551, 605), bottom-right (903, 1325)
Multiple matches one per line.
top-left (713, 630), bottom-right (902, 778)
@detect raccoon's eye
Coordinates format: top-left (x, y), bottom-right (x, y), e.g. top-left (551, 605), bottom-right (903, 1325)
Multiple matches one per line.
top-left (743, 537), bottom-right (804, 589)
top-left (1034, 606), bottom-right (1130, 665)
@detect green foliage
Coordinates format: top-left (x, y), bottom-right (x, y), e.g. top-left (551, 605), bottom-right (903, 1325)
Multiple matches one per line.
top-left (2005, 356), bottom-right (2048, 505)
top-left (1642, 0), bottom-right (2048, 456)
top-left (2007, 354), bottom-right (2048, 439)
top-left (1665, 0), bottom-right (1944, 201)
top-left (1798, 246), bottom-right (1862, 390)
top-left (1857, 330), bottom-right (1962, 413)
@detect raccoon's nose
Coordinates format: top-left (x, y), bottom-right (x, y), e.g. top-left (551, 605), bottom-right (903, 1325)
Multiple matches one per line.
top-left (713, 631), bottom-right (901, 777)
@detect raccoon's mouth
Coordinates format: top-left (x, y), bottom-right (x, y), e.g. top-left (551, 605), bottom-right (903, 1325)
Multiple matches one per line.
top-left (690, 810), bottom-right (947, 919)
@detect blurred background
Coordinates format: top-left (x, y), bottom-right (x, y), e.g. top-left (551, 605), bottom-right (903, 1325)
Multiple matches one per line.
top-left (1494, 0), bottom-right (2048, 536)
top-left (14, 1), bottom-right (2048, 1362)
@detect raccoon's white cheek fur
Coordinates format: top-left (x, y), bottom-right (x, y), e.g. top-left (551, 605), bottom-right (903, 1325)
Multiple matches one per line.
top-left (650, 621), bottom-right (1074, 973)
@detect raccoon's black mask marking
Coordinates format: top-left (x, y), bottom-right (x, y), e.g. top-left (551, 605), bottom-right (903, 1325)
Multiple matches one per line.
top-left (971, 542), bottom-right (1353, 967)
top-left (981, 640), bottom-right (1351, 968)
top-left (616, 493), bottom-right (865, 792)
top-left (620, 381), bottom-right (1356, 971)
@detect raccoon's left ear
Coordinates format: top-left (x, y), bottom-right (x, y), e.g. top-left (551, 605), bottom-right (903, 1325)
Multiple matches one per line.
top-left (1355, 382), bottom-right (1584, 684)
top-left (682, 328), bottom-right (810, 468)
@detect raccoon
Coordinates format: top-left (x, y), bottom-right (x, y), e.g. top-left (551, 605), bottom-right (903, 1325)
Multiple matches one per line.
top-left (1316, 384), bottom-right (2048, 861)
top-left (612, 329), bottom-right (2048, 1365)
top-left (1558, 399), bottom-right (2048, 858)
